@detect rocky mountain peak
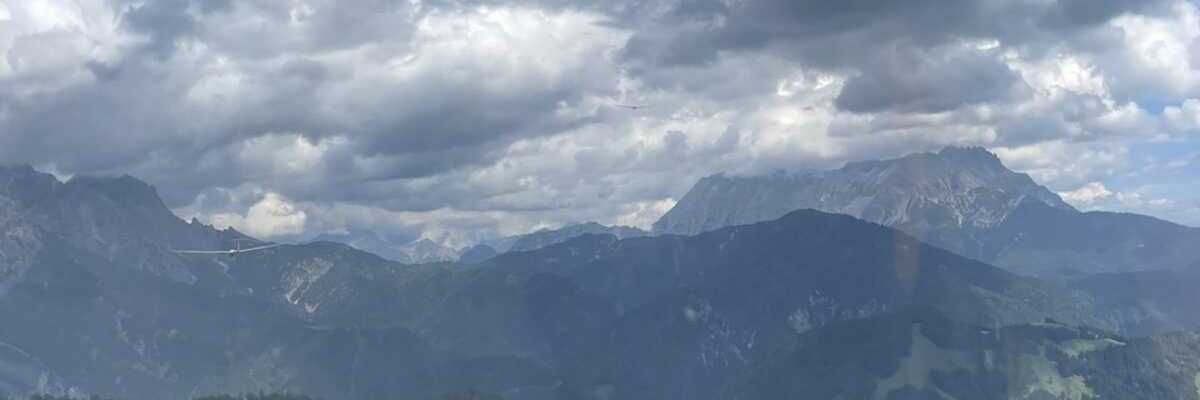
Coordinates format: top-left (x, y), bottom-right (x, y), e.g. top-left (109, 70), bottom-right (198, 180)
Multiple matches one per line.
top-left (843, 146), bottom-right (1032, 187)
top-left (397, 238), bottom-right (460, 263)
top-left (653, 147), bottom-right (1073, 236)
top-left (503, 221), bottom-right (649, 253)
top-left (0, 164), bottom-right (62, 207)
top-left (65, 174), bottom-right (164, 208)
top-left (0, 166), bottom-right (250, 283)
top-left (936, 145), bottom-right (1003, 163)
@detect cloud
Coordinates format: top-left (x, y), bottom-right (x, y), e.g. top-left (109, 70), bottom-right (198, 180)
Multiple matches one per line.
top-left (993, 141), bottom-right (1130, 189)
top-left (615, 198), bottom-right (677, 229)
top-left (834, 44), bottom-right (1021, 114)
top-left (1059, 182), bottom-right (1115, 205)
top-left (3, 0), bottom-right (1200, 244)
top-left (120, 0), bottom-right (232, 58)
top-left (208, 193), bottom-right (307, 239)
top-left (1054, 179), bottom-right (1200, 226)
top-left (1164, 99), bottom-right (1200, 135)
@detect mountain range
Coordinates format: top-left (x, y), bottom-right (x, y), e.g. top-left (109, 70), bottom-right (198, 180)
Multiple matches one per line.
top-left (455, 222), bottom-right (648, 264)
top-left (654, 147), bottom-right (1200, 279)
top-left (656, 147), bottom-right (1072, 235)
top-left (308, 230), bottom-right (460, 265)
top-left (3, 149), bottom-right (1200, 399)
top-left (315, 222), bottom-right (646, 265)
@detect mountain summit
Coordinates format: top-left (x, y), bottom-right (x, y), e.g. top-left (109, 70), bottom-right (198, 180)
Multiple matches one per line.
top-left (0, 166), bottom-right (251, 288)
top-left (654, 147), bottom-right (1200, 278)
top-left (654, 147), bottom-right (1072, 237)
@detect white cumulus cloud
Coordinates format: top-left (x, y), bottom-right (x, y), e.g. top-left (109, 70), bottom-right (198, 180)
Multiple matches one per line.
top-left (209, 193), bottom-right (308, 239)
top-left (1059, 182), bottom-right (1115, 205)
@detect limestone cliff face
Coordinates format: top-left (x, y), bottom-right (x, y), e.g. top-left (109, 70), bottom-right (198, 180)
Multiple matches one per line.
top-left (653, 147), bottom-right (1200, 279)
top-left (653, 146), bottom-right (1073, 237)
top-left (0, 166), bottom-right (248, 285)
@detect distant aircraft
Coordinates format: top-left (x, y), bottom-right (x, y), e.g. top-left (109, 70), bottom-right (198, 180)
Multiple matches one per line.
top-left (614, 104), bottom-right (647, 110)
top-left (173, 239), bottom-right (281, 255)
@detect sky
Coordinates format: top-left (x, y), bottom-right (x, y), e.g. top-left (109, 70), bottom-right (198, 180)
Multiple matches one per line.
top-left (1, 0), bottom-right (1199, 247)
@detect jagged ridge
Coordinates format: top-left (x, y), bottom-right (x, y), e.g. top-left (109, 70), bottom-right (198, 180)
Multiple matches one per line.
top-left (654, 146), bottom-right (1074, 236)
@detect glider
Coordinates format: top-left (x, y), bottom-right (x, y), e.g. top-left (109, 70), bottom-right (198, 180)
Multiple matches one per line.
top-left (173, 239), bottom-right (282, 255)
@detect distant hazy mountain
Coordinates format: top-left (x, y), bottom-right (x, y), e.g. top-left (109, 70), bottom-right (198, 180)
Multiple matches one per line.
top-left (316, 222), bottom-right (647, 265)
top-left (947, 200), bottom-right (1200, 278)
top-left (655, 147), bottom-right (1072, 236)
top-left (3, 165), bottom-right (1200, 399)
top-left (654, 147), bottom-right (1200, 278)
top-left (500, 221), bottom-right (647, 253)
top-left (309, 228), bottom-right (410, 261)
top-left (393, 238), bottom-right (460, 264)
top-left (456, 243), bottom-right (498, 264)
top-left (310, 230), bottom-right (460, 264)
top-left (460, 222), bottom-right (648, 263)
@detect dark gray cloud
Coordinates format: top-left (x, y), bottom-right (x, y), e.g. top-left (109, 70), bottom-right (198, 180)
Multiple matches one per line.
top-left (613, 0), bottom-right (1173, 113)
top-left (120, 0), bottom-right (233, 57)
top-left (1, 0), bottom-right (1198, 241)
top-left (613, 0), bottom-right (1170, 65)
top-left (1, 0), bottom-right (618, 205)
top-left (1041, 0), bottom-right (1168, 28)
top-left (834, 45), bottom-right (1022, 114)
